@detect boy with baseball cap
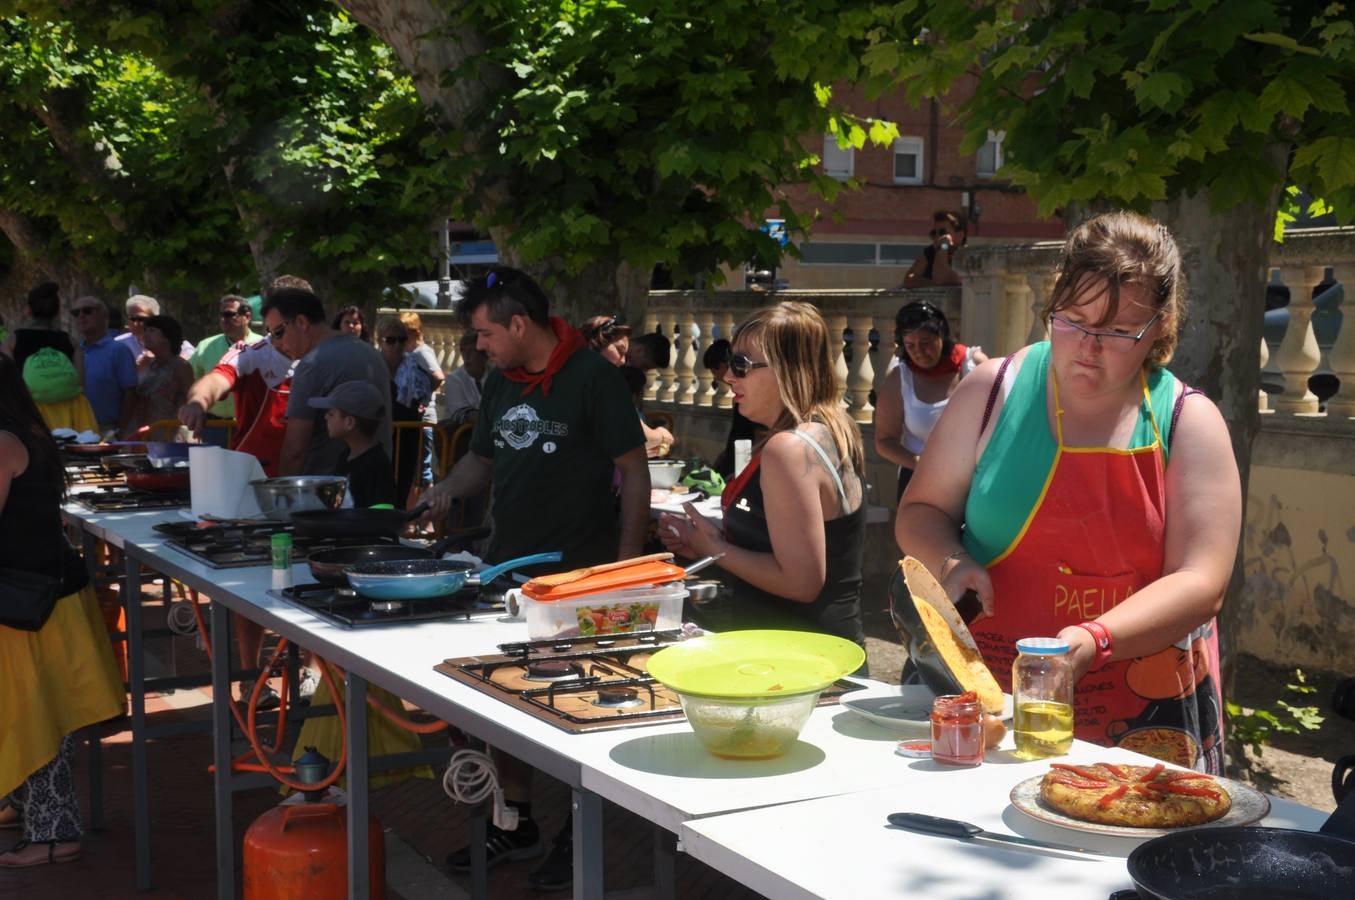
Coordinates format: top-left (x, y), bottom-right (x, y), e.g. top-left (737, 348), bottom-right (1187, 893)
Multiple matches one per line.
top-left (307, 380), bottom-right (396, 507)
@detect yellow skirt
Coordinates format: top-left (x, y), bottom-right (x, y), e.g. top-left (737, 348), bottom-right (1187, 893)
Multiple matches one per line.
top-left (0, 586), bottom-right (125, 798)
top-left (286, 677), bottom-right (433, 793)
top-left (38, 395), bottom-right (99, 434)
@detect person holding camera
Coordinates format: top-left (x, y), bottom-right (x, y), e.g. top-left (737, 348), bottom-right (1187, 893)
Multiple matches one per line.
top-left (905, 210), bottom-right (967, 288)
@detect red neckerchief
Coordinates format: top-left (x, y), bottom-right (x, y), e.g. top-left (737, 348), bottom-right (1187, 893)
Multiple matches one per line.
top-left (905, 342), bottom-right (967, 377)
top-left (498, 317), bottom-right (586, 397)
top-left (721, 455), bottom-right (762, 514)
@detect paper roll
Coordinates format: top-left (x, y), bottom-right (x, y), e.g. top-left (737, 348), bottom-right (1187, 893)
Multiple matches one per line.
top-left (733, 439), bottom-right (752, 476)
top-left (190, 446), bottom-right (267, 519)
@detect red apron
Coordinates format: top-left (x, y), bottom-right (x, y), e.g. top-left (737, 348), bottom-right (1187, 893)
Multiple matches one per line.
top-left (972, 374), bottom-right (1224, 772)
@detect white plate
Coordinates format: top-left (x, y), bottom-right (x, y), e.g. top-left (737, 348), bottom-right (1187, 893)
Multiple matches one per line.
top-left (840, 683), bottom-right (1013, 734)
top-left (1008, 772), bottom-right (1270, 838)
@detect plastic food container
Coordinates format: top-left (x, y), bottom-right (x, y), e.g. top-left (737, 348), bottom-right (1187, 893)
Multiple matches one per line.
top-left (521, 583), bottom-right (687, 641)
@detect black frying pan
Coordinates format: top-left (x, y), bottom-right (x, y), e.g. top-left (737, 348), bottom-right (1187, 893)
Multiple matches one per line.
top-left (305, 527), bottom-right (490, 585)
top-left (290, 501), bottom-right (430, 539)
top-left (888, 565), bottom-right (982, 696)
top-left (1120, 781), bottom-right (1355, 900)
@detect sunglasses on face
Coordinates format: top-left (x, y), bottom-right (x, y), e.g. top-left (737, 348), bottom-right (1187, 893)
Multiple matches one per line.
top-left (382, 334), bottom-right (408, 345)
top-left (1049, 309), bottom-right (1163, 350)
top-left (220, 309), bottom-right (247, 319)
top-left (127, 315), bottom-right (148, 324)
top-left (728, 351), bottom-right (769, 378)
top-left (268, 319), bottom-right (294, 341)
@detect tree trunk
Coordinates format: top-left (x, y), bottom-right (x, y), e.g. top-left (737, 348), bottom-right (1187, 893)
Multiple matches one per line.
top-left (0, 209), bottom-right (101, 299)
top-left (1152, 143), bottom-right (1291, 703)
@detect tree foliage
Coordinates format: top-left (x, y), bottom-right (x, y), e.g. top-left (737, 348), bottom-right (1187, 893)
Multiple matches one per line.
top-left (879, 0), bottom-right (1354, 224)
top-left (0, 2), bottom-right (455, 306)
top-left (390, 0), bottom-right (903, 287)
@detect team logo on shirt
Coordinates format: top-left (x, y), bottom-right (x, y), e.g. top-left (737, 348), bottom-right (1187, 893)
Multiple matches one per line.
top-left (496, 403), bottom-right (569, 450)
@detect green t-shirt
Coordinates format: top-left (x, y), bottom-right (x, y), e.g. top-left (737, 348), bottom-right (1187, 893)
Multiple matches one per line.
top-left (471, 348), bottom-right (644, 571)
top-left (190, 330), bottom-right (261, 417)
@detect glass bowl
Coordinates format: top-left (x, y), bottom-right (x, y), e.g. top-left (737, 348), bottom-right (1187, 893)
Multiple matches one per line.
top-left (675, 688), bottom-right (820, 759)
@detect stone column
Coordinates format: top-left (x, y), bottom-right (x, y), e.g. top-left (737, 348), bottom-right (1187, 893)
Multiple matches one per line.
top-left (1323, 264), bottom-right (1355, 417)
top-left (1257, 336), bottom-right (1271, 413)
top-left (642, 307), bottom-right (661, 402)
top-left (694, 309), bottom-right (716, 406)
top-left (1272, 265), bottom-right (1325, 414)
top-left (1000, 272), bottom-right (1033, 357)
top-left (675, 315), bottom-right (698, 406)
top-left (825, 311), bottom-right (850, 410)
top-left (846, 313), bottom-right (877, 423)
top-left (1026, 271), bottom-right (1055, 344)
top-left (657, 312), bottom-right (679, 404)
top-left (715, 311), bottom-right (736, 409)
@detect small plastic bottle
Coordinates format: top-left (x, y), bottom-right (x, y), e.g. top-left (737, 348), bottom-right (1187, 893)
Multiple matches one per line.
top-left (1012, 637), bottom-right (1075, 759)
top-left (270, 532), bottom-right (294, 591)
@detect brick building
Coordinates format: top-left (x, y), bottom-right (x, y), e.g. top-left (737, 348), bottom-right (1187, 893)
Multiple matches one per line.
top-left (745, 77), bottom-right (1065, 290)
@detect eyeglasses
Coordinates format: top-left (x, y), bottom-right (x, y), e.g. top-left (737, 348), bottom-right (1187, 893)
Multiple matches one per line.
top-left (382, 334), bottom-right (408, 345)
top-left (127, 315), bottom-right (148, 324)
top-left (220, 309), bottom-right (247, 319)
top-left (268, 319), bottom-right (295, 341)
top-left (728, 352), bottom-right (770, 378)
top-left (1049, 309), bottom-right (1163, 350)
top-left (71, 307), bottom-right (101, 317)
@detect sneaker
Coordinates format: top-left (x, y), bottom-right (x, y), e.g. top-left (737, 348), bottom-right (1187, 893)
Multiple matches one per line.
top-left (527, 829), bottom-right (572, 892)
top-left (238, 682), bottom-right (281, 712)
top-left (297, 670), bottom-right (319, 706)
top-left (446, 819), bottom-right (542, 873)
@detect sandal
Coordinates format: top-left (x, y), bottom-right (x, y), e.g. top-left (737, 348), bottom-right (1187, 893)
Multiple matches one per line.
top-left (0, 800), bottom-right (19, 830)
top-left (0, 839), bottom-right (81, 868)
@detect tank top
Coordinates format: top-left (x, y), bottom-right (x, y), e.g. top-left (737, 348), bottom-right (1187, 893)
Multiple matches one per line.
top-left (896, 345), bottom-right (981, 455)
top-left (0, 425), bottom-right (88, 593)
top-left (719, 427), bottom-right (866, 645)
top-left (13, 328), bottom-right (75, 369)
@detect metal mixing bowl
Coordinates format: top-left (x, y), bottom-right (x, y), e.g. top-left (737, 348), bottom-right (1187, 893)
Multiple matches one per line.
top-left (249, 476), bottom-right (348, 522)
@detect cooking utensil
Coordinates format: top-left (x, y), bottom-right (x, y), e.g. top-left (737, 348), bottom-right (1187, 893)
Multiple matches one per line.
top-left (648, 459), bottom-right (686, 488)
top-left (63, 441), bottom-right (118, 456)
top-left (521, 559), bottom-right (688, 601)
top-left (125, 468), bottom-right (191, 493)
top-left (1121, 789), bottom-right (1355, 900)
top-left (145, 441), bottom-right (193, 469)
top-left (646, 630), bottom-right (865, 699)
top-left (289, 502), bottom-right (429, 539)
top-left (889, 559), bottom-right (969, 699)
top-left (304, 527), bottom-right (491, 585)
top-left (101, 453), bottom-right (150, 475)
top-left (346, 551), bottom-right (563, 601)
top-left (250, 476), bottom-right (348, 522)
top-left (886, 812), bottom-right (1112, 857)
top-left (682, 554), bottom-right (721, 577)
top-left (524, 552), bottom-right (675, 590)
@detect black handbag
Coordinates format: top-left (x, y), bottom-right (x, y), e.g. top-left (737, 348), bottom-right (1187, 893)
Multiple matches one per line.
top-left (0, 532), bottom-right (81, 632)
top-left (0, 565), bottom-right (65, 631)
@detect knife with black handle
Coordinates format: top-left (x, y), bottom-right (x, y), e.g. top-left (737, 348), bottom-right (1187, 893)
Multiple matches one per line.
top-left (886, 812), bottom-right (1113, 857)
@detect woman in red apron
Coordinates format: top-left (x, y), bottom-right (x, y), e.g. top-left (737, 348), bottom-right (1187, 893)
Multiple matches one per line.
top-left (897, 211), bottom-right (1240, 773)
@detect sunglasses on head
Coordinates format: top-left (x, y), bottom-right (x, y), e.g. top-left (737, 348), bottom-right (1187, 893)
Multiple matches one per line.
top-left (728, 351), bottom-right (769, 378)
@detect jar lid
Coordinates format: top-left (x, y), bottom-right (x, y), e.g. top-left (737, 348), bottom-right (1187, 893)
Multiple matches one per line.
top-left (1015, 636), bottom-right (1069, 654)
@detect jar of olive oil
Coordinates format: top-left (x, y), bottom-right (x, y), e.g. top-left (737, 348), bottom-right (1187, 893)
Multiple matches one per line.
top-left (1012, 637), bottom-right (1074, 759)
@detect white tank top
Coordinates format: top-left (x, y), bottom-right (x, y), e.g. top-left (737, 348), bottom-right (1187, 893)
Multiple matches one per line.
top-left (897, 346), bottom-right (981, 455)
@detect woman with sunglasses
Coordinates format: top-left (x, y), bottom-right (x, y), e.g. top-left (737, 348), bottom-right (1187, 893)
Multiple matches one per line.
top-left (896, 211), bottom-right (1239, 772)
top-left (874, 301), bottom-right (987, 502)
top-left (659, 302), bottom-right (868, 655)
top-left (904, 210), bottom-right (967, 288)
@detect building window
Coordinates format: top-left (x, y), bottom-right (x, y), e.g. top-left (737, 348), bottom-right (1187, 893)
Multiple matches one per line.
top-left (892, 136), bottom-right (924, 185)
top-left (822, 134), bottom-right (854, 180)
top-left (977, 130), bottom-right (1005, 177)
top-left (797, 242), bottom-right (926, 266)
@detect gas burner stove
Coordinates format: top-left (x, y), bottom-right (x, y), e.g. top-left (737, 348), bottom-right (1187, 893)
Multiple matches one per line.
top-left (270, 582), bottom-right (502, 628)
top-left (64, 464), bottom-right (121, 488)
top-left (74, 486), bottom-right (190, 511)
top-left (154, 520), bottom-right (399, 569)
top-left (436, 630), bottom-right (858, 733)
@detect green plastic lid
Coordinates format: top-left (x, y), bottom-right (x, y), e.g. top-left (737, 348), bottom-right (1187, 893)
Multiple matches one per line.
top-left (646, 630), bottom-right (864, 699)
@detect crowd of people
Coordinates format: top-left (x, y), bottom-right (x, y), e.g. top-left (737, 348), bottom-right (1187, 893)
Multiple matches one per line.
top-left (1, 210), bottom-right (1242, 885)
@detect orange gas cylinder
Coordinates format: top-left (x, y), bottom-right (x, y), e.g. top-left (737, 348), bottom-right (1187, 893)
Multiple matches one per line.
top-left (242, 802), bottom-right (385, 900)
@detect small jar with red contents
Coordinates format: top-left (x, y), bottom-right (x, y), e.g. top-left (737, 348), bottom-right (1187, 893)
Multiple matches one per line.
top-left (930, 692), bottom-right (984, 767)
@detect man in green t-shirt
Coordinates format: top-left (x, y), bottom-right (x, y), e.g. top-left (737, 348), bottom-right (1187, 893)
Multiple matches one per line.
top-left (188, 294), bottom-right (261, 423)
top-left (424, 266), bottom-right (649, 889)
